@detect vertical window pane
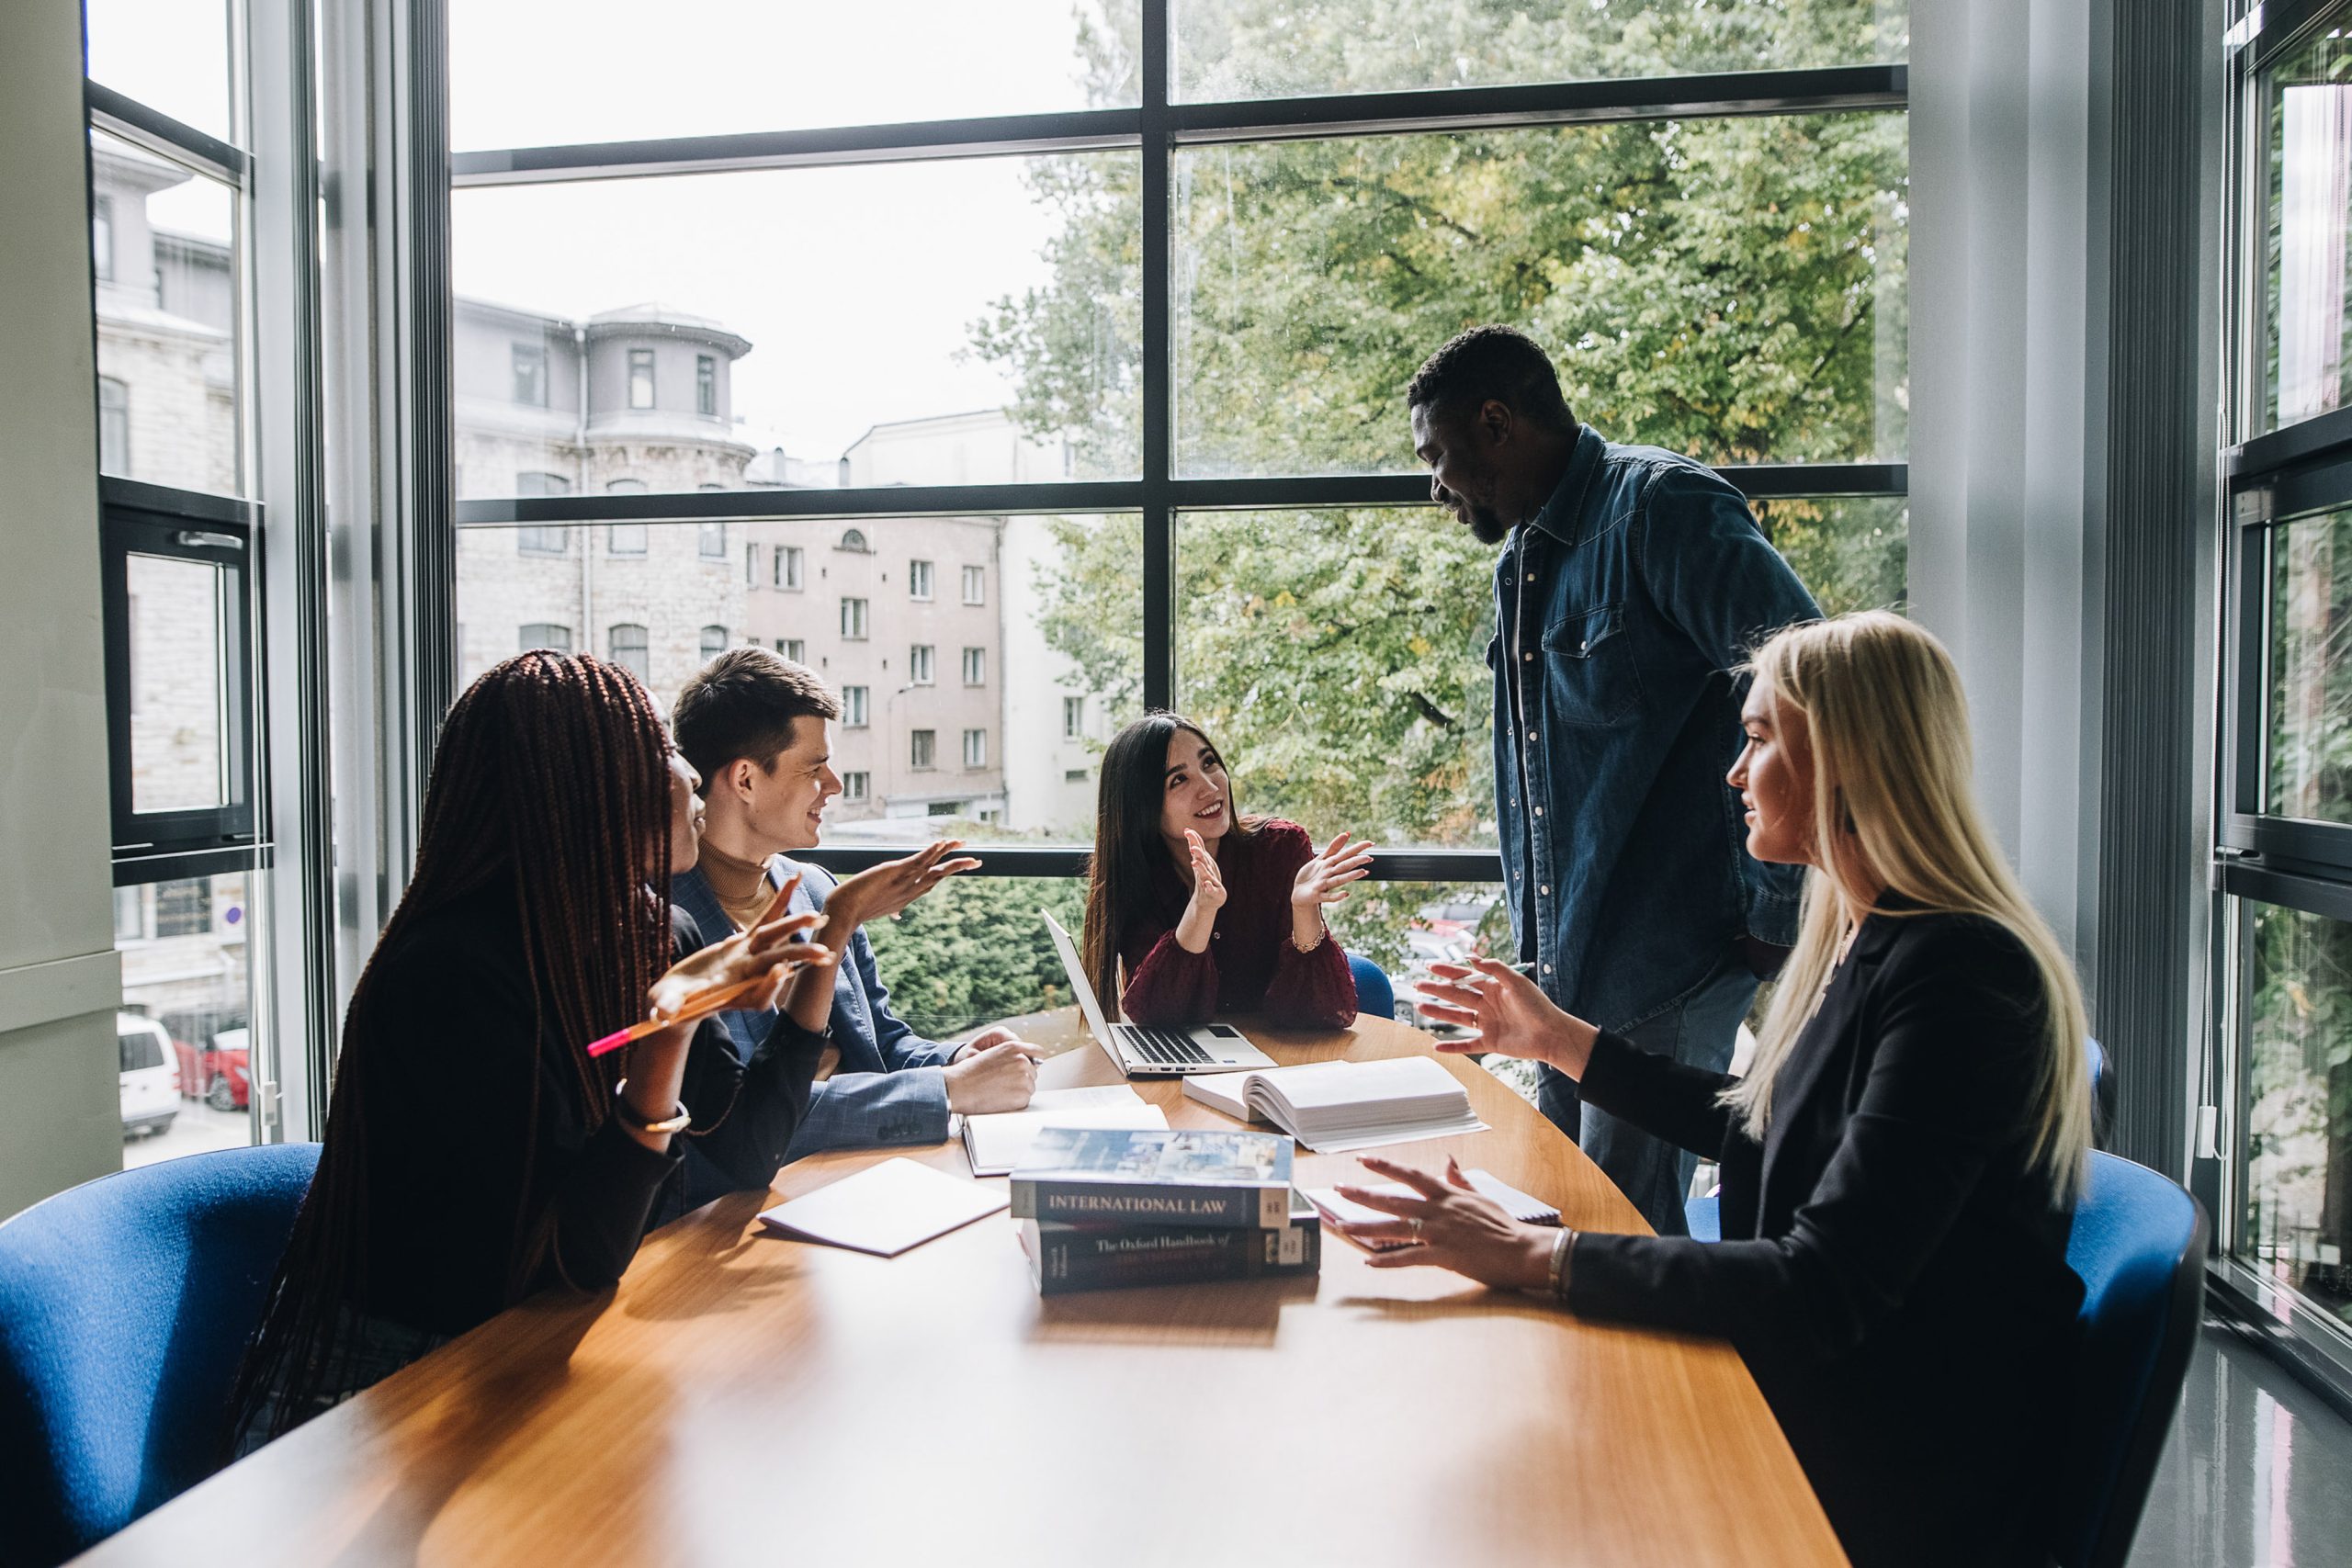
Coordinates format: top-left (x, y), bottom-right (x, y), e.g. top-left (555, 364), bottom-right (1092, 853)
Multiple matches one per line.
top-left (2241, 902), bottom-right (2352, 1328)
top-left (2266, 29), bottom-right (2352, 431)
top-left (1174, 0), bottom-right (1907, 103)
top-left (126, 553), bottom-right (229, 814)
top-left (512, 344), bottom-right (548, 406)
top-left (842, 685), bottom-right (870, 728)
top-left (628, 348), bottom-right (656, 411)
top-left (911, 728), bottom-right (936, 769)
top-left (86, 0), bottom-right (235, 141)
top-left (697, 355), bottom-right (718, 417)
top-left (911, 645), bottom-right (934, 684)
top-left (94, 196), bottom-right (116, 284)
top-left (519, 622), bottom-right (572, 654)
top-left (91, 132), bottom-right (244, 496)
top-left (119, 871), bottom-right (259, 1168)
top-left (98, 378), bottom-right (131, 474)
top-left (2269, 507), bottom-right (2352, 825)
top-left (608, 623), bottom-right (650, 683)
top-left (700, 624), bottom-right (728, 659)
top-left (1170, 116), bottom-right (1905, 478)
top-left (609, 521), bottom-right (648, 555)
top-left (699, 521), bottom-right (727, 558)
top-left (962, 565), bottom-right (986, 604)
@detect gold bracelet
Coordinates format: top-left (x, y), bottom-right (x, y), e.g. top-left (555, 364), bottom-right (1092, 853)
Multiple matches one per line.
top-left (612, 1079), bottom-right (692, 1136)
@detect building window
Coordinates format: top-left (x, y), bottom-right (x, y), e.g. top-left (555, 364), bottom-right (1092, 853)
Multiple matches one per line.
top-left (97, 377), bottom-right (129, 474)
top-left (926, 800), bottom-right (964, 818)
top-left (700, 625), bottom-right (727, 660)
top-left (841, 597), bottom-right (868, 639)
top-left (910, 644), bottom-right (934, 684)
top-left (776, 637), bottom-right (805, 662)
top-left (517, 525), bottom-right (567, 556)
top-left (1065, 767), bottom-right (1090, 784)
top-left (842, 685), bottom-right (869, 728)
top-left (963, 728), bottom-right (987, 769)
top-left (1063, 695), bottom-right (1084, 739)
top-left (607, 522), bottom-right (647, 556)
top-left (909, 559), bottom-right (934, 600)
top-left (745, 543), bottom-right (757, 584)
top-left (842, 771), bottom-right (870, 802)
top-left (113, 885), bottom-right (145, 942)
top-left (699, 521), bottom-right (727, 558)
top-left (628, 348), bottom-right (655, 410)
top-left (775, 546), bottom-right (803, 589)
top-left (513, 344), bottom-right (548, 407)
top-left (963, 647), bottom-right (986, 685)
top-left (519, 623), bottom-right (572, 654)
top-left (153, 878), bottom-right (213, 939)
top-left (840, 527), bottom-right (869, 552)
top-left (93, 196), bottom-right (114, 283)
top-left (606, 478), bottom-right (646, 493)
top-left (910, 729), bottom-right (935, 770)
top-left (696, 354), bottom-right (717, 416)
top-left (962, 564), bottom-right (986, 604)
top-left (608, 623), bottom-right (650, 683)
top-left (517, 470), bottom-right (571, 495)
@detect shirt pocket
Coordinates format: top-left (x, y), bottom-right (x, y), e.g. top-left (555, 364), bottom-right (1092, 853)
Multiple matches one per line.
top-left (1541, 604), bottom-right (1642, 728)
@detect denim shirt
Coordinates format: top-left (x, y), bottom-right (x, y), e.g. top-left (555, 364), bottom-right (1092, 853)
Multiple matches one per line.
top-left (1490, 424), bottom-right (1819, 1032)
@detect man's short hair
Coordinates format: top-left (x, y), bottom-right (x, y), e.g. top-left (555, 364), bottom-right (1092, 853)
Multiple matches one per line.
top-left (1406, 325), bottom-right (1575, 432)
top-left (673, 646), bottom-right (841, 784)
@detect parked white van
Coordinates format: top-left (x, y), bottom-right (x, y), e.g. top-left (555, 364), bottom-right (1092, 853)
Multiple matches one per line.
top-left (117, 1013), bottom-right (177, 1139)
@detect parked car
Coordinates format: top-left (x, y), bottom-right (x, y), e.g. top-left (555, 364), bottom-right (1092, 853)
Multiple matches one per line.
top-left (204, 1027), bottom-right (253, 1112)
top-left (117, 1013), bottom-right (177, 1139)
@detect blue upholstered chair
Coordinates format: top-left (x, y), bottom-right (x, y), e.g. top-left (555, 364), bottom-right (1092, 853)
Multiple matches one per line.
top-left (1684, 1191), bottom-right (1722, 1242)
top-left (2052, 1150), bottom-right (2207, 1568)
top-left (1347, 953), bottom-right (1396, 1022)
top-left (0, 1143), bottom-right (320, 1568)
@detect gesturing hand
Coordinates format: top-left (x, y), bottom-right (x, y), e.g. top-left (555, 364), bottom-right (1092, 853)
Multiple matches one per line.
top-left (650, 874), bottom-right (831, 1021)
top-left (1292, 832), bottom-right (1376, 911)
top-left (1182, 829), bottom-right (1227, 919)
top-left (828, 839), bottom-right (981, 931)
top-left (1418, 955), bottom-right (1599, 1079)
top-left (1331, 1156), bottom-right (1554, 1290)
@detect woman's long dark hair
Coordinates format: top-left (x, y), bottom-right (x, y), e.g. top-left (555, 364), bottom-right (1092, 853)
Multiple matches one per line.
top-left (227, 652), bottom-right (673, 1448)
top-left (1080, 712), bottom-right (1257, 1020)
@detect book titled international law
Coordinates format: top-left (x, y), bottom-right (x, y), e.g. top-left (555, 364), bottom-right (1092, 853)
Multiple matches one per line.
top-left (1020, 1190), bottom-right (1322, 1295)
top-left (1008, 1127), bottom-right (1295, 1230)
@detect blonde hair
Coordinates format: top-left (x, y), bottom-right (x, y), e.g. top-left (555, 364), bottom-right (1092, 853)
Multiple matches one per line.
top-left (1721, 613), bottom-right (2091, 1202)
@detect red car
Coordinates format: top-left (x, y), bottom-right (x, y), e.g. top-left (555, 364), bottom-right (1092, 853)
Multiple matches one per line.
top-left (171, 1027), bottom-right (252, 1112)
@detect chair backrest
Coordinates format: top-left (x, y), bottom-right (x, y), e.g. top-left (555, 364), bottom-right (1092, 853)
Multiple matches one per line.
top-left (1346, 953), bottom-right (1394, 1021)
top-left (2052, 1150), bottom-right (2208, 1568)
top-left (2085, 1036), bottom-right (2117, 1148)
top-left (0, 1143), bottom-right (320, 1568)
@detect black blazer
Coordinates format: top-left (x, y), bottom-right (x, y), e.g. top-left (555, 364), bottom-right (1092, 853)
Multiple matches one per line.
top-left (1568, 899), bottom-right (2084, 1568)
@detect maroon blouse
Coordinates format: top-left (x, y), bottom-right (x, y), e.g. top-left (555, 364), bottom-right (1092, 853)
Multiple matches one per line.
top-left (1115, 819), bottom-right (1358, 1031)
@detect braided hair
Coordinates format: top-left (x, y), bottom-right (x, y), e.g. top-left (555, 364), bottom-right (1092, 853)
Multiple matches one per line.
top-left (227, 651), bottom-right (673, 1448)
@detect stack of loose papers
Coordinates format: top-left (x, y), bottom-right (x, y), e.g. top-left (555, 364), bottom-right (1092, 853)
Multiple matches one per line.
top-left (1182, 1056), bottom-right (1486, 1152)
top-left (960, 1084), bottom-right (1169, 1177)
top-left (756, 1157), bottom-right (1008, 1257)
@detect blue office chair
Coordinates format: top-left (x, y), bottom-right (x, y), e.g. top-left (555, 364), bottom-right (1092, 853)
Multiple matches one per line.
top-left (0, 1143), bottom-right (320, 1568)
top-left (2052, 1150), bottom-right (2207, 1568)
top-left (1684, 1191), bottom-right (1722, 1243)
top-left (1347, 953), bottom-right (1396, 1022)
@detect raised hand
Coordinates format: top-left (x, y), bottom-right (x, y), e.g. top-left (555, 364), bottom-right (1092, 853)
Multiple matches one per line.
top-left (826, 839), bottom-right (981, 932)
top-left (1292, 832), bottom-right (1376, 911)
top-left (1418, 955), bottom-right (1598, 1078)
top-left (1329, 1155), bottom-right (1556, 1290)
top-left (650, 879), bottom-right (831, 1021)
top-left (1174, 828), bottom-right (1229, 954)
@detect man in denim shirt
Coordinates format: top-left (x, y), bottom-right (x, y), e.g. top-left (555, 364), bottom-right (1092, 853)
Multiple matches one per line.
top-left (1408, 326), bottom-right (1820, 1234)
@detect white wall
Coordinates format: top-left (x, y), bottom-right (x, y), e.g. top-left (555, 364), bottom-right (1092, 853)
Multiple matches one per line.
top-left (0, 0), bottom-right (132, 1213)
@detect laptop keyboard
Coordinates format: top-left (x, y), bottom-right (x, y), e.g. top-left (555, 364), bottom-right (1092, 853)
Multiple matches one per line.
top-left (1119, 1026), bottom-right (1216, 1066)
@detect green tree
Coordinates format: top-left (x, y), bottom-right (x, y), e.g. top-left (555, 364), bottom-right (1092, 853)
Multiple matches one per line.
top-left (862, 876), bottom-right (1091, 1039)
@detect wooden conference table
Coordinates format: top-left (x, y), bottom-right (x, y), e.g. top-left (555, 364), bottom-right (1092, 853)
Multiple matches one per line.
top-left (78, 1013), bottom-right (1846, 1568)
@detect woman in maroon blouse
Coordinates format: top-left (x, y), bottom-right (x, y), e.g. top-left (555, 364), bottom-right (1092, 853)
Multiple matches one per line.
top-left (1080, 713), bottom-right (1373, 1030)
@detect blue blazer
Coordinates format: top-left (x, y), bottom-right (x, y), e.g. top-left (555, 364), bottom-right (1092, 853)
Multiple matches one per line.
top-left (664, 859), bottom-right (956, 1212)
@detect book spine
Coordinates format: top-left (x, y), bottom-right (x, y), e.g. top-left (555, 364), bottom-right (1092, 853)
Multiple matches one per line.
top-left (1024, 1220), bottom-right (1320, 1295)
top-left (1009, 1176), bottom-right (1291, 1229)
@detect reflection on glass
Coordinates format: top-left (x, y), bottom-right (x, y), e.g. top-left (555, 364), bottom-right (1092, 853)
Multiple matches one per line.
top-left (1174, 508), bottom-right (1498, 848)
top-left (451, 154), bottom-right (1139, 497)
top-left (2266, 28), bottom-right (2352, 431)
top-left (1170, 115), bottom-right (1906, 477)
top-left (85, 0), bottom-right (234, 141)
top-left (454, 514), bottom-right (1136, 843)
top-left (2241, 903), bottom-right (2352, 1329)
top-left (2268, 509), bottom-right (2352, 826)
top-left (1174, 0), bottom-right (1908, 102)
top-left (127, 554), bottom-right (228, 814)
top-left (117, 872), bottom-right (257, 1170)
top-left (90, 131), bottom-right (243, 495)
top-left (449, 0), bottom-right (1138, 150)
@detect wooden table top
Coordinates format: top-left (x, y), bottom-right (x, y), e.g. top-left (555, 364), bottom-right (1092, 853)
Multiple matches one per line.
top-left (78, 1014), bottom-right (1845, 1568)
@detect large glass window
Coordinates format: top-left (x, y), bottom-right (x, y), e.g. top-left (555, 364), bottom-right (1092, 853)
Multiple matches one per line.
top-left (118, 872), bottom-right (257, 1168)
top-left (2264, 26), bottom-right (2352, 433)
top-left (2239, 902), bottom-right (2352, 1329)
top-left (2268, 506), bottom-right (2352, 826)
top-left (85, 0), bottom-right (235, 141)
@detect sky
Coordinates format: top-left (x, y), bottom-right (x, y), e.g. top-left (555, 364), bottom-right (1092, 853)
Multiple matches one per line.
top-left (85, 0), bottom-right (1131, 462)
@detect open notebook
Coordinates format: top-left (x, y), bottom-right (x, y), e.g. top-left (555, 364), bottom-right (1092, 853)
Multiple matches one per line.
top-left (1182, 1056), bottom-right (1486, 1152)
top-left (959, 1085), bottom-right (1169, 1178)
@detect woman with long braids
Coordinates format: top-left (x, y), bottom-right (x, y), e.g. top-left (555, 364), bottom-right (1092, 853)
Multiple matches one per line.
top-left (228, 652), bottom-right (830, 1452)
top-left (1080, 712), bottom-right (1372, 1032)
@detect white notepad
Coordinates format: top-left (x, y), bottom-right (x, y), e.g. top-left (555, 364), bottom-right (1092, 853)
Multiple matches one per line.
top-left (1182, 1056), bottom-right (1487, 1152)
top-left (960, 1086), bottom-right (1169, 1177)
top-left (756, 1157), bottom-right (1009, 1257)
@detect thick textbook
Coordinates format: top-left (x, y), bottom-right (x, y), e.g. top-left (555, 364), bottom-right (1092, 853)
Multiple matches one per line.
top-left (1009, 1126), bottom-right (1295, 1229)
top-left (1021, 1190), bottom-right (1321, 1294)
top-left (1182, 1056), bottom-right (1486, 1152)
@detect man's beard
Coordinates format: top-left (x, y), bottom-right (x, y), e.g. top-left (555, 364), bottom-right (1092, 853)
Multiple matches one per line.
top-left (1464, 502), bottom-right (1511, 546)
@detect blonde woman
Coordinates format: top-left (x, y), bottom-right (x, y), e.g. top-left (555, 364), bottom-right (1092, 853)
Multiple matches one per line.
top-left (1336, 613), bottom-right (2092, 1568)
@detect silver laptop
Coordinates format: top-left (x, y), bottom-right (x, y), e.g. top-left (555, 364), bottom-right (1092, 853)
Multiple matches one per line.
top-left (1038, 910), bottom-right (1276, 1077)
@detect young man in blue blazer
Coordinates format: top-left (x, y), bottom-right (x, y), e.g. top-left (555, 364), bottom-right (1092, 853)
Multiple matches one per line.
top-left (658, 647), bottom-right (1041, 1220)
